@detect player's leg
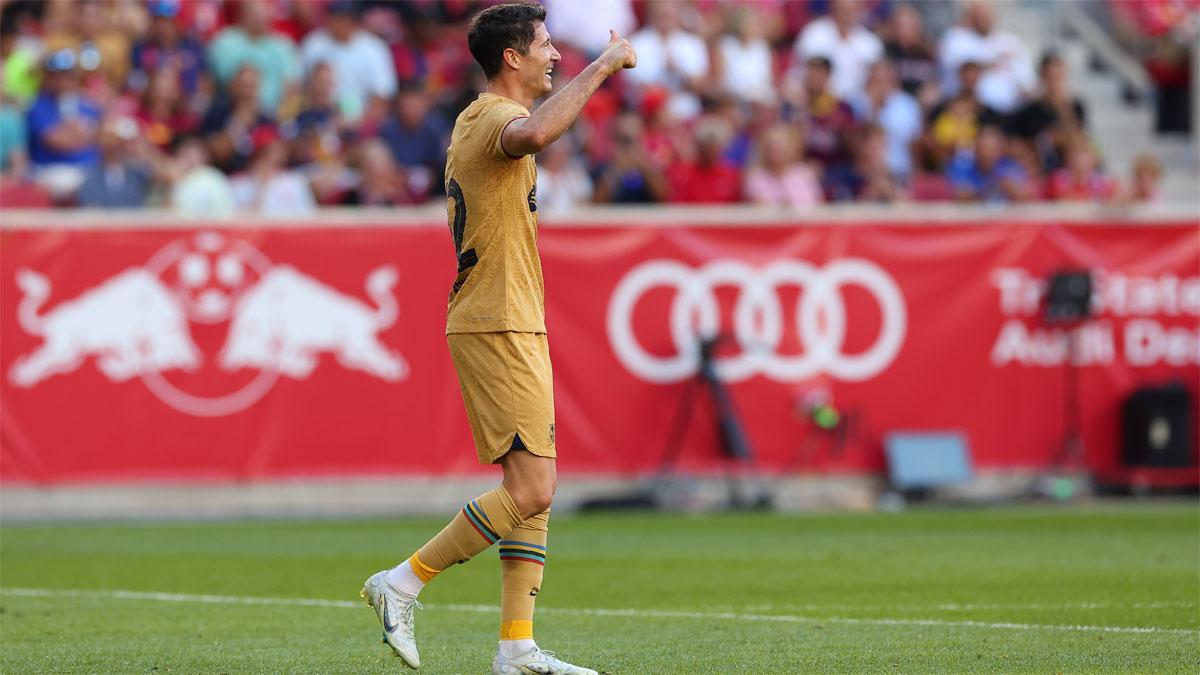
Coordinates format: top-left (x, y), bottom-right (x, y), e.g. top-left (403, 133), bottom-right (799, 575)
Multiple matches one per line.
top-left (498, 509), bottom-right (549, 654)
top-left (495, 446), bottom-right (556, 655)
top-left (363, 482), bottom-right (526, 668)
top-left (363, 332), bottom-right (547, 668)
top-left (492, 448), bottom-right (595, 674)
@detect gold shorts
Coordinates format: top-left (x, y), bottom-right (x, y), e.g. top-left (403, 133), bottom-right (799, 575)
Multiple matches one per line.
top-left (447, 331), bottom-right (556, 464)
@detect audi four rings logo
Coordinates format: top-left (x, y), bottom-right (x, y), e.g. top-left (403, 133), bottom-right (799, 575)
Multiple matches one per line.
top-left (606, 259), bottom-right (907, 383)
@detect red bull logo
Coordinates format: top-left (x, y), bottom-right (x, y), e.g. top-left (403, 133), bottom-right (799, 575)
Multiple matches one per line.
top-left (8, 232), bottom-right (408, 417)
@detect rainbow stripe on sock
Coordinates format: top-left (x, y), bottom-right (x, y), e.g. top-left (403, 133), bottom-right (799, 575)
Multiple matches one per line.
top-left (463, 499), bottom-right (500, 544)
top-left (498, 540), bottom-right (546, 566)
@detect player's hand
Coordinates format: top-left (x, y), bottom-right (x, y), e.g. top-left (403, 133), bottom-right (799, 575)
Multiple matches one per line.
top-left (598, 29), bottom-right (636, 75)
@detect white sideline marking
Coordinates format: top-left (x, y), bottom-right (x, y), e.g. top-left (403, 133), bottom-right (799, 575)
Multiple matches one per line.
top-left (744, 601), bottom-right (1198, 612)
top-left (2, 587), bottom-right (1196, 637)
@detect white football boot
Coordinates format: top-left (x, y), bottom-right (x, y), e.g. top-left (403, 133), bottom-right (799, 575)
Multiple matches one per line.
top-left (491, 646), bottom-right (598, 675)
top-left (361, 570), bottom-right (421, 668)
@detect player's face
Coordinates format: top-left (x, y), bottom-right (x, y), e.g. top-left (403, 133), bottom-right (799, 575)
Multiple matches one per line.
top-left (524, 22), bottom-right (561, 97)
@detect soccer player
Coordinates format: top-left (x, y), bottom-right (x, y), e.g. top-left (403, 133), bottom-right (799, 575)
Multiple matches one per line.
top-left (362, 4), bottom-right (636, 674)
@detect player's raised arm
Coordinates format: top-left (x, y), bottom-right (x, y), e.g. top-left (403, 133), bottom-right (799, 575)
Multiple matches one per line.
top-left (502, 30), bottom-right (636, 157)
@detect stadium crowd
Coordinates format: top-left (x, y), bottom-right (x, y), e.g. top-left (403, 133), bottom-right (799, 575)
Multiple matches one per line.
top-left (0, 0), bottom-right (1190, 212)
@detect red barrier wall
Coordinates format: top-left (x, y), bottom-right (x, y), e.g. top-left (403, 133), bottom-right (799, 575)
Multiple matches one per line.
top-left (2, 218), bottom-right (1197, 484)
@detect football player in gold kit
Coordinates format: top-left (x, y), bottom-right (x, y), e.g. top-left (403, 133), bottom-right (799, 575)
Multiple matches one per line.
top-left (362, 4), bottom-right (636, 673)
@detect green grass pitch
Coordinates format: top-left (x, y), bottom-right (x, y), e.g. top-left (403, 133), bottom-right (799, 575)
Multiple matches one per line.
top-left (2, 503), bottom-right (1197, 673)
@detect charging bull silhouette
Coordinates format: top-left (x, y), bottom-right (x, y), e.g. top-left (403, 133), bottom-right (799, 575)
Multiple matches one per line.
top-left (218, 265), bottom-right (408, 381)
top-left (9, 268), bottom-right (202, 387)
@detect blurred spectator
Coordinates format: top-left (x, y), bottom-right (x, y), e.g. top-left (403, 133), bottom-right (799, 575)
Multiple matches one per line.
top-left (744, 125), bottom-right (823, 208)
top-left (388, 6), bottom-right (473, 100)
top-left (923, 60), bottom-right (1002, 169)
top-left (939, 0), bottom-right (1035, 113)
top-left (26, 49), bottom-right (103, 201)
top-left (1008, 53), bottom-right (1087, 172)
top-left (136, 68), bottom-right (200, 151)
top-left (793, 0), bottom-right (883, 100)
top-left (593, 113), bottom-right (670, 203)
top-left (638, 87), bottom-right (690, 171)
top-left (1, 8), bottom-right (40, 106)
top-left (77, 117), bottom-right (155, 208)
top-left (797, 56), bottom-right (857, 172)
top-left (0, 69), bottom-right (28, 178)
top-left (289, 62), bottom-right (346, 166)
top-left (626, 1), bottom-right (710, 120)
top-left (708, 95), bottom-right (755, 167)
top-left (167, 135), bottom-right (236, 216)
top-left (536, 137), bottom-right (593, 214)
top-left (850, 60), bottom-right (922, 183)
top-left (667, 116), bottom-right (742, 203)
top-left (300, 1), bottom-right (397, 124)
top-left (130, 1), bottom-right (208, 98)
top-left (201, 64), bottom-right (277, 174)
top-left (43, 0), bottom-right (132, 102)
top-left (715, 5), bottom-right (775, 104)
top-left (883, 3), bottom-right (939, 106)
top-left (230, 138), bottom-right (316, 214)
top-left (1046, 136), bottom-right (1118, 202)
top-left (543, 0), bottom-right (636, 57)
top-left (825, 123), bottom-right (901, 202)
top-left (208, 0), bottom-right (300, 113)
top-left (1128, 153), bottom-right (1164, 203)
top-left (1114, 0), bottom-right (1197, 135)
top-left (378, 84), bottom-right (448, 200)
top-left (341, 139), bottom-right (414, 207)
top-left (946, 124), bottom-right (1032, 203)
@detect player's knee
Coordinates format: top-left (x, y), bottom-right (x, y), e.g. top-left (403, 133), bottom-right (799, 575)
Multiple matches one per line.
top-left (510, 481), bottom-right (555, 519)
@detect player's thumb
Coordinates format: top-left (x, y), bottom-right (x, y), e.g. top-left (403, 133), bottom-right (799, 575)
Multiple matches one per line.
top-left (609, 29), bottom-right (620, 43)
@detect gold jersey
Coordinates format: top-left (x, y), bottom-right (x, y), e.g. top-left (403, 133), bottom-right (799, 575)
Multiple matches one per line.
top-left (444, 92), bottom-right (544, 334)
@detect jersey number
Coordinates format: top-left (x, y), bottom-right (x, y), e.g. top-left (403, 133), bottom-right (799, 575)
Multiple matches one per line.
top-left (448, 178), bottom-right (477, 297)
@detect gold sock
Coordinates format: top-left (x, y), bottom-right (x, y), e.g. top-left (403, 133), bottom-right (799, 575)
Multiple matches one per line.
top-left (498, 509), bottom-right (549, 641)
top-left (412, 485), bottom-right (524, 581)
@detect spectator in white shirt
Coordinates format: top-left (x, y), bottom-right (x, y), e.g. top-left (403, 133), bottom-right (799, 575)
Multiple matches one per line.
top-left (793, 0), bottom-right (883, 100)
top-left (536, 137), bottom-right (593, 215)
top-left (231, 139), bottom-right (317, 215)
top-left (849, 60), bottom-right (923, 183)
top-left (626, 1), bottom-right (710, 120)
top-left (716, 5), bottom-right (775, 104)
top-left (543, 0), bottom-right (635, 57)
top-left (939, 0), bottom-right (1035, 113)
top-left (300, 0), bottom-right (397, 123)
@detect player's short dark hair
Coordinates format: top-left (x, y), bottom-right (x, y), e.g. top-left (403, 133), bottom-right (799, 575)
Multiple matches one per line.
top-left (467, 2), bottom-right (547, 79)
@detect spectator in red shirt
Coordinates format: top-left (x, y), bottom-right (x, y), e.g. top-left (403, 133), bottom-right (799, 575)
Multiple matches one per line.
top-left (668, 116), bottom-right (742, 203)
top-left (1047, 135), bottom-right (1118, 202)
top-left (797, 56), bottom-right (857, 172)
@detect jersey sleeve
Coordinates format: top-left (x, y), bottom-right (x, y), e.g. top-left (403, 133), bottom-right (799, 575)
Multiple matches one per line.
top-left (480, 100), bottom-right (530, 161)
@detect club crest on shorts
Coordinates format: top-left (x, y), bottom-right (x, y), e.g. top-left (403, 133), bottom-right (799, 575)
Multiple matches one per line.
top-left (548, 423), bottom-right (555, 446)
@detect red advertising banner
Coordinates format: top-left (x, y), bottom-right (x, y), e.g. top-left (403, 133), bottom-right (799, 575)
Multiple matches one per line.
top-left (2, 219), bottom-right (1197, 484)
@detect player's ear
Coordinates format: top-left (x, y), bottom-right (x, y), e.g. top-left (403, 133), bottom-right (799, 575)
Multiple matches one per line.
top-left (502, 47), bottom-right (522, 72)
